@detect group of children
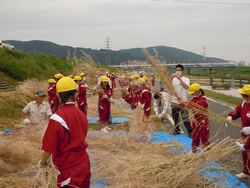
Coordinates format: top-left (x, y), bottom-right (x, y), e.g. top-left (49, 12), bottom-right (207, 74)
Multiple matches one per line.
top-left (47, 73), bottom-right (91, 116)
top-left (41, 67), bottom-right (250, 188)
top-left (47, 71), bottom-right (156, 133)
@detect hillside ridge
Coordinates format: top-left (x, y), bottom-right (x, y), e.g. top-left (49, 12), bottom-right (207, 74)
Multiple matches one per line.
top-left (8, 40), bottom-right (223, 65)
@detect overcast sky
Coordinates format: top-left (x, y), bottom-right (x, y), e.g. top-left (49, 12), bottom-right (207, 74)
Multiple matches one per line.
top-left (1, 0), bottom-right (250, 64)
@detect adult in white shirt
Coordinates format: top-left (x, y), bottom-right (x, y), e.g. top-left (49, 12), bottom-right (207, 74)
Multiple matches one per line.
top-left (154, 92), bottom-right (174, 128)
top-left (21, 90), bottom-right (52, 125)
top-left (171, 64), bottom-right (192, 138)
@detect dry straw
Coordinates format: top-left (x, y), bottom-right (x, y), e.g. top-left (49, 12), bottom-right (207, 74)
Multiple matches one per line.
top-left (88, 132), bottom-right (238, 188)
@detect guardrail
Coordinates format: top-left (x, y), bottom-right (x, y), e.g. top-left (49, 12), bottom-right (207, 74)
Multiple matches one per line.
top-left (190, 78), bottom-right (250, 88)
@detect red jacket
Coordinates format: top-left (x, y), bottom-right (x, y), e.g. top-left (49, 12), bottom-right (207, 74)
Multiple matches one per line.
top-left (48, 86), bottom-right (57, 104)
top-left (78, 82), bottom-right (87, 104)
top-left (110, 75), bottom-right (116, 82)
top-left (190, 94), bottom-right (208, 120)
top-left (228, 102), bottom-right (250, 139)
top-left (42, 103), bottom-right (89, 171)
top-left (140, 89), bottom-right (152, 116)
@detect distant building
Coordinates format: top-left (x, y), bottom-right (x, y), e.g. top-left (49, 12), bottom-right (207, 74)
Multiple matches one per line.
top-left (239, 61), bottom-right (245, 66)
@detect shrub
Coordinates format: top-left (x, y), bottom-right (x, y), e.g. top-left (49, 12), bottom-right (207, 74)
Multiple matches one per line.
top-left (0, 62), bottom-right (28, 81)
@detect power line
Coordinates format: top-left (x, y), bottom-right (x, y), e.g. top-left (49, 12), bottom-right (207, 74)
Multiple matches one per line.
top-left (151, 0), bottom-right (250, 5)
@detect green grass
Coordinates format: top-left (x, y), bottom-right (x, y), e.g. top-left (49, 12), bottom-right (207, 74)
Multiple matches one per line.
top-left (185, 67), bottom-right (250, 80)
top-left (204, 89), bottom-right (242, 106)
top-left (0, 48), bottom-right (73, 81)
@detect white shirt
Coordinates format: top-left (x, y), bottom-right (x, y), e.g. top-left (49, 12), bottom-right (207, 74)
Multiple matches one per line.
top-left (22, 101), bottom-right (52, 122)
top-left (154, 92), bottom-right (172, 115)
top-left (171, 76), bottom-right (190, 104)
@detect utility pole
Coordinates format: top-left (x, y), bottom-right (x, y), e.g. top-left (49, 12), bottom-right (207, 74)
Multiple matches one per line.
top-left (202, 46), bottom-right (206, 63)
top-left (105, 36), bottom-right (111, 66)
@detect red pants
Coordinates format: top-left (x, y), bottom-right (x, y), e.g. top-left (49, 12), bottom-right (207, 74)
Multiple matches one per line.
top-left (99, 101), bottom-right (110, 123)
top-left (112, 82), bottom-right (116, 89)
top-left (152, 81), bottom-right (155, 86)
top-left (77, 100), bottom-right (87, 116)
top-left (57, 157), bottom-right (91, 188)
top-left (192, 118), bottom-right (210, 153)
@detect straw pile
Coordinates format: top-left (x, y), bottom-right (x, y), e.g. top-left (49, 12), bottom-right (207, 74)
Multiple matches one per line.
top-left (87, 132), bottom-right (238, 188)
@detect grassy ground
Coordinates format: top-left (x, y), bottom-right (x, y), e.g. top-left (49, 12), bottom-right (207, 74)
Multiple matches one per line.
top-left (185, 66), bottom-right (250, 80)
top-left (203, 89), bottom-right (242, 107)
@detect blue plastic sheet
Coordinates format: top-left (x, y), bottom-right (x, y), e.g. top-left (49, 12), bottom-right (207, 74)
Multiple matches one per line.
top-left (2, 129), bottom-right (19, 133)
top-left (91, 131), bottom-right (247, 188)
top-left (88, 117), bottom-right (130, 124)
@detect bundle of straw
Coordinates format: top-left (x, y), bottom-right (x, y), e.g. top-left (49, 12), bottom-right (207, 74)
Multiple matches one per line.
top-left (129, 107), bottom-right (145, 133)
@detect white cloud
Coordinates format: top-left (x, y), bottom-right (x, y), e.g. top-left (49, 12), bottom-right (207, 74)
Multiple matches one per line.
top-left (1, 0), bottom-right (250, 63)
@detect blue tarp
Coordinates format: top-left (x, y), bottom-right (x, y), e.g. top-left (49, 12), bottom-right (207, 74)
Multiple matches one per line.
top-left (88, 117), bottom-right (130, 124)
top-left (91, 131), bottom-right (248, 188)
top-left (2, 129), bottom-right (19, 133)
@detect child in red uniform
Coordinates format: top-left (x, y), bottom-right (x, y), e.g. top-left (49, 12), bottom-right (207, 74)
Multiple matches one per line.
top-left (47, 79), bottom-right (57, 114)
top-left (39, 77), bottom-right (91, 188)
top-left (151, 73), bottom-right (155, 86)
top-left (143, 77), bottom-right (151, 91)
top-left (228, 85), bottom-right (250, 179)
top-left (138, 78), bottom-right (152, 132)
top-left (53, 73), bottom-right (64, 113)
top-left (110, 73), bottom-right (116, 89)
top-left (121, 88), bottom-right (133, 105)
top-left (139, 72), bottom-right (144, 78)
top-left (98, 76), bottom-right (113, 132)
top-left (182, 83), bottom-right (210, 154)
top-left (127, 76), bottom-right (137, 109)
top-left (74, 76), bottom-right (88, 116)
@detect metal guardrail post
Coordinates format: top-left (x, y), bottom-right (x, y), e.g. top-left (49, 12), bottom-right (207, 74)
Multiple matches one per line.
top-left (197, 78), bottom-right (200, 84)
top-left (221, 78), bottom-right (224, 83)
top-left (231, 78), bottom-right (235, 87)
top-left (210, 78), bottom-right (213, 86)
top-left (240, 79), bottom-right (242, 87)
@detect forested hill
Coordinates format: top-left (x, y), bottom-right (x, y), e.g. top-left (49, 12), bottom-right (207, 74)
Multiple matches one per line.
top-left (8, 40), bottom-right (222, 65)
top-left (8, 40), bottom-right (145, 66)
top-left (119, 46), bottom-right (222, 63)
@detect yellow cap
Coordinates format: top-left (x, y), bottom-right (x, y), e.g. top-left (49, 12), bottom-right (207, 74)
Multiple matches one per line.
top-left (130, 76), bottom-right (135, 80)
top-left (101, 76), bottom-right (109, 82)
top-left (134, 75), bottom-right (139, 79)
top-left (112, 72), bottom-right (114, 74)
top-left (143, 77), bottom-right (148, 81)
top-left (138, 78), bottom-right (146, 84)
top-left (56, 77), bottom-right (77, 93)
top-left (80, 73), bottom-right (85, 77)
top-left (74, 76), bottom-right (81, 81)
top-left (54, 73), bottom-right (64, 79)
top-left (151, 73), bottom-right (154, 75)
top-left (48, 79), bottom-right (56, 84)
top-left (188, 83), bottom-right (201, 94)
top-left (106, 72), bottom-right (109, 74)
top-left (238, 85), bottom-right (250, 96)
top-left (122, 76), bottom-right (125, 78)
top-left (95, 75), bottom-right (98, 78)
top-left (69, 75), bottom-right (74, 78)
